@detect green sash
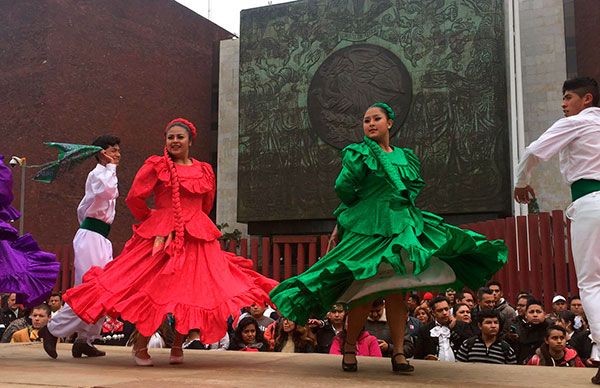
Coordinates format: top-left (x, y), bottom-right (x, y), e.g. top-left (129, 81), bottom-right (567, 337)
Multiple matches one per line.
top-left (80, 217), bottom-right (111, 238)
top-left (571, 179), bottom-right (600, 202)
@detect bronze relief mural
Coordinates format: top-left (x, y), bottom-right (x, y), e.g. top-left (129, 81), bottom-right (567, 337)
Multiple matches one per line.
top-left (238, 0), bottom-right (509, 224)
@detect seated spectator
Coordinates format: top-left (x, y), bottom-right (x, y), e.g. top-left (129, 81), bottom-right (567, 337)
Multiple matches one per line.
top-left (314, 303), bottom-right (346, 353)
top-left (514, 293), bottom-right (531, 326)
top-left (364, 298), bottom-right (420, 358)
top-left (1, 308), bottom-right (31, 343)
top-left (1, 293), bottom-right (25, 333)
top-left (47, 292), bottom-right (63, 318)
top-left (272, 317), bottom-right (315, 353)
top-left (10, 304), bottom-right (50, 343)
top-left (549, 295), bottom-right (568, 322)
top-left (228, 316), bottom-right (269, 352)
top-left (456, 309), bottom-right (516, 364)
top-left (456, 289), bottom-right (475, 310)
top-left (569, 313), bottom-right (595, 367)
top-left (515, 298), bottom-right (550, 364)
top-left (527, 325), bottom-right (585, 367)
top-left (445, 288), bottom-right (456, 307)
top-left (556, 310), bottom-right (577, 341)
top-left (414, 296), bottom-right (473, 361)
top-left (486, 280), bottom-right (516, 333)
top-left (183, 329), bottom-right (206, 350)
top-left (471, 287), bottom-right (497, 334)
top-left (453, 303), bottom-right (472, 324)
top-left (329, 327), bottom-right (382, 357)
top-left (407, 292), bottom-right (420, 317)
top-left (569, 296), bottom-right (585, 330)
top-left (414, 305), bottom-right (432, 326)
top-left (238, 303), bottom-right (275, 333)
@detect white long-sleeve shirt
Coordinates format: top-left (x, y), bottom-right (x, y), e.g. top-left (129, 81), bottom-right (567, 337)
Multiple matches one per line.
top-left (77, 163), bottom-right (118, 225)
top-left (515, 107), bottom-right (600, 188)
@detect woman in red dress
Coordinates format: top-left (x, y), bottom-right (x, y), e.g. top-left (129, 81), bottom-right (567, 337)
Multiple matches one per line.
top-left (63, 118), bottom-right (278, 366)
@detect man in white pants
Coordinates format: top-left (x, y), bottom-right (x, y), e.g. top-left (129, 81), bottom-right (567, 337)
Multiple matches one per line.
top-left (40, 135), bottom-right (120, 359)
top-left (513, 77), bottom-right (600, 384)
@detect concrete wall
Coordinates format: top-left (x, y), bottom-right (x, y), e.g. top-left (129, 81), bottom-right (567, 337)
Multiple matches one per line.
top-left (518, 0), bottom-right (570, 211)
top-left (216, 39), bottom-right (247, 236)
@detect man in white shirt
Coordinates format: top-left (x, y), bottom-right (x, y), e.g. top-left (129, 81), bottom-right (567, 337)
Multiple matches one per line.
top-left (513, 77), bottom-right (600, 385)
top-left (40, 135), bottom-right (121, 359)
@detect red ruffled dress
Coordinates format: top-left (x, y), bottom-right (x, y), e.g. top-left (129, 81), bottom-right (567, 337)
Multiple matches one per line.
top-left (63, 156), bottom-right (278, 343)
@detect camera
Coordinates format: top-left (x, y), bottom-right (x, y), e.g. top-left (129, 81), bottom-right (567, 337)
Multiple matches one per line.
top-left (9, 156), bottom-right (24, 167)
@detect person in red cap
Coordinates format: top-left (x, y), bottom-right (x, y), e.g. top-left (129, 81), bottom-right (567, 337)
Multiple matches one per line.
top-left (423, 292), bottom-right (434, 301)
top-left (42, 118), bottom-right (278, 366)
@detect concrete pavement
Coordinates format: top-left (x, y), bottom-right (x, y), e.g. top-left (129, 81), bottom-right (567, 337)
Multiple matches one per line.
top-left (0, 343), bottom-right (597, 387)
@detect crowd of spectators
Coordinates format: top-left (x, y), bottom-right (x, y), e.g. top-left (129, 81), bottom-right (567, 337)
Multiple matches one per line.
top-left (1, 280), bottom-right (594, 370)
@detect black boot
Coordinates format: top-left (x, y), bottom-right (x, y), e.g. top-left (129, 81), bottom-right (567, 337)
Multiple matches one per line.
top-left (592, 367), bottom-right (600, 385)
top-left (38, 326), bottom-right (58, 359)
top-left (72, 341), bottom-right (106, 358)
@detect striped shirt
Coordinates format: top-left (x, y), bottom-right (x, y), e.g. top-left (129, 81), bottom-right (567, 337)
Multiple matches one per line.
top-left (456, 336), bottom-right (517, 364)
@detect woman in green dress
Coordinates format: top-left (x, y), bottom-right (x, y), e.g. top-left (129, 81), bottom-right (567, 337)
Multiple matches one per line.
top-left (269, 103), bottom-right (508, 373)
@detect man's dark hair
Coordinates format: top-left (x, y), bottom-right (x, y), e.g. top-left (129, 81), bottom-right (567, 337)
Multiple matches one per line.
top-left (477, 309), bottom-right (500, 324)
top-left (569, 295), bottom-right (581, 303)
top-left (407, 292), bottom-right (420, 304)
top-left (477, 287), bottom-right (494, 300)
top-left (32, 304), bottom-right (51, 316)
top-left (545, 324), bottom-right (567, 338)
top-left (558, 310), bottom-right (576, 326)
top-left (92, 134), bottom-right (121, 161)
top-left (485, 280), bottom-right (502, 290)
top-left (563, 77), bottom-right (599, 107)
top-left (371, 298), bottom-right (384, 308)
top-left (50, 292), bottom-right (62, 299)
top-left (457, 289), bottom-right (473, 301)
top-left (526, 298), bottom-right (544, 310)
top-left (429, 295), bottom-right (449, 310)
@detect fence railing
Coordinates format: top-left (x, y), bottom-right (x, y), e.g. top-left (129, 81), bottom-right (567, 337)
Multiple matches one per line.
top-left (48, 211), bottom-right (577, 308)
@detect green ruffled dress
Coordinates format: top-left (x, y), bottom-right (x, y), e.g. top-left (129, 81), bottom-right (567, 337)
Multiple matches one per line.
top-left (269, 137), bottom-right (508, 324)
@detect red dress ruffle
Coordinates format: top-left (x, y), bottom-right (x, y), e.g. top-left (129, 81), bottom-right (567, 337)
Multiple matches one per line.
top-left (63, 156), bottom-right (278, 343)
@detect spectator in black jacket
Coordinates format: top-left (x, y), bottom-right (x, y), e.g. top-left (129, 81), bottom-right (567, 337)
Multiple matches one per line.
top-left (515, 298), bottom-right (550, 364)
top-left (414, 296), bottom-right (473, 361)
top-left (313, 303), bottom-right (346, 353)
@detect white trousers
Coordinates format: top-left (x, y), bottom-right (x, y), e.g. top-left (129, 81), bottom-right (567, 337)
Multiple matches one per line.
top-left (47, 303), bottom-right (103, 344)
top-left (567, 191), bottom-right (600, 345)
top-left (73, 229), bottom-right (113, 285)
top-left (48, 229), bottom-right (112, 343)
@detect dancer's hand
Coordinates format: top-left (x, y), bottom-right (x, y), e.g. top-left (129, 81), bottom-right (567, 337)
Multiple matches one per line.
top-left (326, 225), bottom-right (339, 253)
top-left (513, 185), bottom-right (536, 204)
top-left (100, 149), bottom-right (116, 165)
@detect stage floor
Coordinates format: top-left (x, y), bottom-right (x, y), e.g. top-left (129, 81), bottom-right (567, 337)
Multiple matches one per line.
top-left (0, 343), bottom-right (597, 387)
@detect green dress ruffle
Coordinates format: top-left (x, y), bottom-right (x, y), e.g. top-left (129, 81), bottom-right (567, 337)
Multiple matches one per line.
top-left (270, 137), bottom-right (508, 324)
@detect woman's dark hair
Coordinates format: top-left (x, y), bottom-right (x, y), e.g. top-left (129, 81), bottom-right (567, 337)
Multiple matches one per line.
top-left (228, 316), bottom-right (268, 351)
top-left (536, 325), bottom-right (568, 366)
top-left (453, 303), bottom-right (470, 317)
top-left (273, 318), bottom-right (316, 353)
